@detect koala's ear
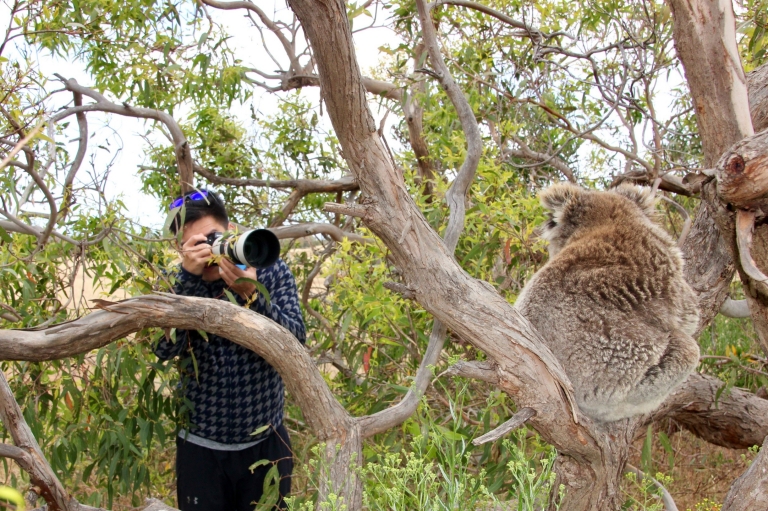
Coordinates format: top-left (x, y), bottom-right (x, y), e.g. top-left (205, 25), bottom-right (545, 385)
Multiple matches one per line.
top-left (611, 184), bottom-right (657, 217)
top-left (539, 183), bottom-right (581, 212)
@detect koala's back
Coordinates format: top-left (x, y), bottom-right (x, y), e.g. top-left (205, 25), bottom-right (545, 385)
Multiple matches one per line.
top-left (515, 185), bottom-right (700, 422)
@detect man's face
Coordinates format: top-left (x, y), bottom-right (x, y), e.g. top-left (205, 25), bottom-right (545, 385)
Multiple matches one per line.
top-left (181, 216), bottom-right (233, 282)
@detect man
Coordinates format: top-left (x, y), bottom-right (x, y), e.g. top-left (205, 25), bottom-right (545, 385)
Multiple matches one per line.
top-left (155, 189), bottom-right (306, 511)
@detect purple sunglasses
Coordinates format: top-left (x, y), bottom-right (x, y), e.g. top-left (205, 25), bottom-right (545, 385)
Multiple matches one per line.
top-left (169, 189), bottom-right (209, 210)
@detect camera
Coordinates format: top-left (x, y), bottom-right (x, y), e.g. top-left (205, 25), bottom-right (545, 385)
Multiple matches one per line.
top-left (200, 229), bottom-right (280, 269)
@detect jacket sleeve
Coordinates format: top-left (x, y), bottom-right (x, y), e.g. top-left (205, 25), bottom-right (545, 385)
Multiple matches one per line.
top-left (246, 260), bottom-right (307, 344)
top-left (154, 266), bottom-right (201, 360)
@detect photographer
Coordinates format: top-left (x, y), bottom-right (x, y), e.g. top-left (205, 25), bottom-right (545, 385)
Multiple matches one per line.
top-left (155, 189), bottom-right (305, 511)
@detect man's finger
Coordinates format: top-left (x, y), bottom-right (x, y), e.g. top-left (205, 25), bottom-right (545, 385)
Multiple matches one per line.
top-left (182, 233), bottom-right (207, 248)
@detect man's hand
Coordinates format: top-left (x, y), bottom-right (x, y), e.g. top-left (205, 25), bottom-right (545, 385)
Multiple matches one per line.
top-left (180, 234), bottom-right (213, 276)
top-left (219, 258), bottom-right (258, 300)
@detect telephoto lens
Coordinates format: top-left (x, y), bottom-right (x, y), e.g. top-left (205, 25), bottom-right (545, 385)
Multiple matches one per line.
top-left (209, 229), bottom-right (280, 269)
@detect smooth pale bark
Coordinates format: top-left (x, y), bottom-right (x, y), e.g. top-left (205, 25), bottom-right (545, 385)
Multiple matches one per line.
top-left (667, 0), bottom-right (753, 167)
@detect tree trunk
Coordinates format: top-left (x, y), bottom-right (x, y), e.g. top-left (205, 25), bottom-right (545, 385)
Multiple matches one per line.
top-left (722, 436), bottom-right (768, 511)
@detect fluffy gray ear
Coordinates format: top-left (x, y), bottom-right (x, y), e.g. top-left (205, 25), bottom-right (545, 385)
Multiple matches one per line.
top-left (539, 182), bottom-right (582, 213)
top-left (611, 184), bottom-right (657, 217)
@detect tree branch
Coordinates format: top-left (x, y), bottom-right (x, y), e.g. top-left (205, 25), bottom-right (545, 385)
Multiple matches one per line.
top-left (270, 222), bottom-right (370, 243)
top-left (0, 371), bottom-right (73, 510)
top-left (194, 164), bottom-right (359, 193)
top-left (720, 298), bottom-right (750, 318)
top-left (0, 294), bottom-right (362, 506)
top-left (722, 435), bottom-right (768, 511)
top-left (650, 372), bottom-right (768, 449)
top-left (52, 76), bottom-right (194, 194)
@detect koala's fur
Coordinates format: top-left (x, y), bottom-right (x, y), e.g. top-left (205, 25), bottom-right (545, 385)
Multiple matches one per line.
top-left (515, 183), bottom-right (700, 422)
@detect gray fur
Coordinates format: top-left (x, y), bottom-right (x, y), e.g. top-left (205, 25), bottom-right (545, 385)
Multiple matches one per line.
top-left (515, 183), bottom-right (700, 422)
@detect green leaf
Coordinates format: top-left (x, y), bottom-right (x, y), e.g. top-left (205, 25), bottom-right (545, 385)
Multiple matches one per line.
top-left (223, 288), bottom-right (239, 305)
top-left (641, 425), bottom-right (653, 474)
top-left (0, 486), bottom-right (26, 510)
top-left (250, 424), bottom-right (270, 436)
top-left (0, 224), bottom-right (11, 243)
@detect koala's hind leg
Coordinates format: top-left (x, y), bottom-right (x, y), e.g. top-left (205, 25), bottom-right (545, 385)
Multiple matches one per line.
top-left (611, 330), bottom-right (700, 421)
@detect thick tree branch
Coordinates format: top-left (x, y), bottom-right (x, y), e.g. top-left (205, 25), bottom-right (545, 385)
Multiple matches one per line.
top-left (650, 373), bottom-right (768, 449)
top-left (748, 62), bottom-right (768, 133)
top-left (357, 0), bottom-right (487, 438)
top-left (722, 435), bottom-right (768, 511)
top-left (0, 294), bottom-right (361, 507)
top-left (472, 407), bottom-right (536, 446)
top-left (0, 371), bottom-right (73, 510)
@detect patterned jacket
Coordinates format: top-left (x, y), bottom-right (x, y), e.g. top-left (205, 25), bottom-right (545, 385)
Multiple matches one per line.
top-left (154, 260), bottom-right (306, 444)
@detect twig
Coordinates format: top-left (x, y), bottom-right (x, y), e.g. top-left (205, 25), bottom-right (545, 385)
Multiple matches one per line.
top-left (625, 463), bottom-right (679, 511)
top-left (0, 122), bottom-right (45, 171)
top-left (439, 360), bottom-right (498, 384)
top-left (472, 407), bottom-right (536, 445)
top-left (657, 196), bottom-right (691, 247)
top-left (383, 281), bottom-right (416, 299)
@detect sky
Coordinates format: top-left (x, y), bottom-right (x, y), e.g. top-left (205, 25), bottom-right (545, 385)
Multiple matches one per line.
top-left (1, 0), bottom-right (399, 230)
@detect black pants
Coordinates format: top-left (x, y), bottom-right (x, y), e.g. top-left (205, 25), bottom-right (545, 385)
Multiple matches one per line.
top-left (175, 424), bottom-right (293, 511)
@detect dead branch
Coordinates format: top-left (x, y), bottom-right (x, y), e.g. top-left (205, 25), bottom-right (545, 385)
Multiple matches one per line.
top-left (611, 170), bottom-right (695, 197)
top-left (323, 202), bottom-right (368, 219)
top-left (472, 407), bottom-right (536, 446)
top-left (440, 360), bottom-right (499, 384)
top-left (382, 281), bottom-right (416, 299)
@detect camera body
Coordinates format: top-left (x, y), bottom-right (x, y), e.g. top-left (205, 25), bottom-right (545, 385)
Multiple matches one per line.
top-left (200, 229), bottom-right (280, 269)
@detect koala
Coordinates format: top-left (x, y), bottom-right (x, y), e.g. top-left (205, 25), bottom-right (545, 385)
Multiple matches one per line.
top-left (514, 183), bottom-right (700, 422)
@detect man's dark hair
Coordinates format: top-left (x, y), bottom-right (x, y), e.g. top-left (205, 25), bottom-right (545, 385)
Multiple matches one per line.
top-left (169, 190), bottom-right (229, 234)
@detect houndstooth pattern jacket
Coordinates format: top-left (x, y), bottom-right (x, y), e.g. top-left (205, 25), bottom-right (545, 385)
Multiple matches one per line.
top-left (154, 259), bottom-right (306, 444)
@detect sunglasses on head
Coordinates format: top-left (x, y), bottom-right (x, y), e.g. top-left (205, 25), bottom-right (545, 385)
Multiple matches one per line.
top-left (169, 189), bottom-right (210, 210)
